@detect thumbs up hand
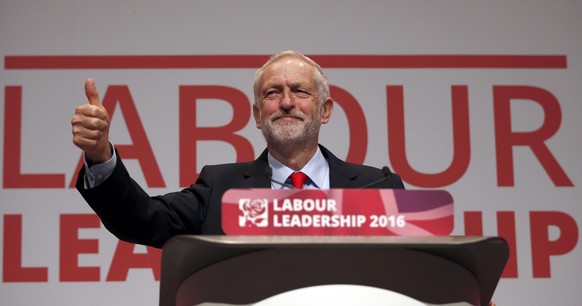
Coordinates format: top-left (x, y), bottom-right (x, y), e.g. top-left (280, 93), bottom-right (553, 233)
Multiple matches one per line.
top-left (71, 79), bottom-right (112, 163)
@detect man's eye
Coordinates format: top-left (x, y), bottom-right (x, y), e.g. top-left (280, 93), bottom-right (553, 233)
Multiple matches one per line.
top-left (293, 90), bottom-right (310, 98)
top-left (264, 90), bottom-right (280, 99)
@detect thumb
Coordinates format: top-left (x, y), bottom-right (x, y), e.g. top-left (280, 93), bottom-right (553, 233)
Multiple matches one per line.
top-left (84, 78), bottom-right (102, 107)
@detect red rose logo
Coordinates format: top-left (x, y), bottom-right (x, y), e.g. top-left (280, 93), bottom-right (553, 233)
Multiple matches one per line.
top-left (240, 199), bottom-right (268, 227)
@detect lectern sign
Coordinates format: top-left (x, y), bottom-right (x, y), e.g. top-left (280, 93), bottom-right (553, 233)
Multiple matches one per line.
top-left (222, 189), bottom-right (454, 236)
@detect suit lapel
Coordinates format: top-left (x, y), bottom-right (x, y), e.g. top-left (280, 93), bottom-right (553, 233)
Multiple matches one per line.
top-left (243, 148), bottom-right (272, 188)
top-left (320, 145), bottom-right (359, 188)
top-left (245, 145), bottom-right (360, 188)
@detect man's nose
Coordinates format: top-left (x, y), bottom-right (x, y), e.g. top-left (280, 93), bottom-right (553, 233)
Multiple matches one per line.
top-left (280, 89), bottom-right (295, 109)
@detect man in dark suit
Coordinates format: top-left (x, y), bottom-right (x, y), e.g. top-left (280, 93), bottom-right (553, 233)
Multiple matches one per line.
top-left (72, 50), bottom-right (404, 248)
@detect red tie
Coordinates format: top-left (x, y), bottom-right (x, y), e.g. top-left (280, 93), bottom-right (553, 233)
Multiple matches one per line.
top-left (289, 171), bottom-right (308, 189)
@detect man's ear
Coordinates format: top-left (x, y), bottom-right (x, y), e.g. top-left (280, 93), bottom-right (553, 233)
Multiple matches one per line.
top-left (320, 97), bottom-right (334, 124)
top-left (253, 103), bottom-right (261, 128)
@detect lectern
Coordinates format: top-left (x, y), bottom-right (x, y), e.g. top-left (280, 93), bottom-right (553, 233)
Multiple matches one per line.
top-left (159, 235), bottom-right (508, 306)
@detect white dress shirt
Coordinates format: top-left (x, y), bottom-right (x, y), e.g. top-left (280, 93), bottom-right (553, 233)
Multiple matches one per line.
top-left (267, 146), bottom-right (330, 189)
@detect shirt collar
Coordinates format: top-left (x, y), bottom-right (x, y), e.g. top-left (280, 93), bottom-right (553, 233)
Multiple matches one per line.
top-left (267, 146), bottom-right (329, 189)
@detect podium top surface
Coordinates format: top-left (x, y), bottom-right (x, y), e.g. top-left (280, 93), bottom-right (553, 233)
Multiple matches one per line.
top-left (183, 235), bottom-right (493, 247)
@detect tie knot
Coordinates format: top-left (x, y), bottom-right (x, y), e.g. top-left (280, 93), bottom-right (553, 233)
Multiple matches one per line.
top-left (289, 171), bottom-right (308, 189)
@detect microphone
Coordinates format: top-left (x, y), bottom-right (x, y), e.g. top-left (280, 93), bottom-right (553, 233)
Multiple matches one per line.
top-left (360, 166), bottom-right (393, 189)
top-left (265, 166), bottom-right (296, 189)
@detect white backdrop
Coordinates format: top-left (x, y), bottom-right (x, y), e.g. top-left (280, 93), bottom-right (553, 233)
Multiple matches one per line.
top-left (1, 1), bottom-right (581, 305)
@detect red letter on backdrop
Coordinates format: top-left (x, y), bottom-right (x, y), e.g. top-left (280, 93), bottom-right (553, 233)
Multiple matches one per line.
top-left (69, 85), bottom-right (165, 188)
top-left (387, 85), bottom-right (471, 187)
top-left (4, 86), bottom-right (65, 188)
top-left (179, 86), bottom-right (254, 186)
top-left (3, 215), bottom-right (48, 282)
top-left (329, 85), bottom-right (367, 164)
top-left (60, 214), bottom-right (100, 281)
top-left (107, 240), bottom-right (161, 281)
top-left (493, 86), bottom-right (572, 187)
top-left (530, 211), bottom-right (578, 278)
top-left (463, 211), bottom-right (483, 236)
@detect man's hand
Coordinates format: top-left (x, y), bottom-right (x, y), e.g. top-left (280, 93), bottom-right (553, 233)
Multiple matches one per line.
top-left (71, 79), bottom-right (112, 163)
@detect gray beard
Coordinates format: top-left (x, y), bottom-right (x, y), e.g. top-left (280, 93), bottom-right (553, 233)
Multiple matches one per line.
top-left (260, 110), bottom-right (321, 148)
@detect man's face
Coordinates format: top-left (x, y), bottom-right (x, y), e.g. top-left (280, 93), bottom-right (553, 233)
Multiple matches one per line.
top-left (253, 57), bottom-right (332, 146)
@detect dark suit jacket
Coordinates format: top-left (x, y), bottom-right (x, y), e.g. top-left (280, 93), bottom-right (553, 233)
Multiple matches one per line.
top-left (77, 145), bottom-right (405, 248)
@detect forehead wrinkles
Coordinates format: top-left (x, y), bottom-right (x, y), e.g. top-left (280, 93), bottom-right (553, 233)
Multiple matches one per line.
top-left (262, 78), bottom-right (312, 91)
top-left (260, 59), bottom-right (315, 90)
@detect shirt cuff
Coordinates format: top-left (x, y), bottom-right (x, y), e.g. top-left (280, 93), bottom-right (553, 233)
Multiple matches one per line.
top-left (83, 143), bottom-right (117, 189)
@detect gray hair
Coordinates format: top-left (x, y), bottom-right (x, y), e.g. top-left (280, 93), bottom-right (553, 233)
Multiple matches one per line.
top-left (253, 50), bottom-right (330, 107)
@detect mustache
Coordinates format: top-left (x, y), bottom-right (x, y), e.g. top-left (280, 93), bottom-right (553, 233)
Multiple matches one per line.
top-left (269, 110), bottom-right (307, 121)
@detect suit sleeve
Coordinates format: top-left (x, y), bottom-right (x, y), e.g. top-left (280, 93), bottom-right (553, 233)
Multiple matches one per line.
top-left (76, 153), bottom-right (211, 248)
